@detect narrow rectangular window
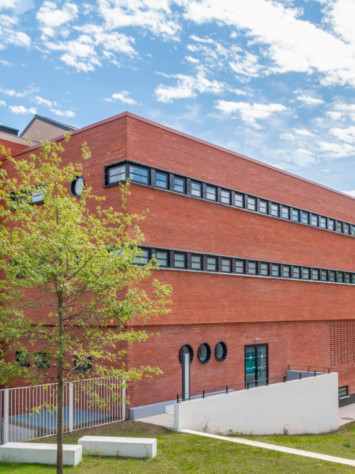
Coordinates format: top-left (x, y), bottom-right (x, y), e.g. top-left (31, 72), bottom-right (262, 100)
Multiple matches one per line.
top-left (173, 176), bottom-right (185, 193)
top-left (191, 181), bottom-right (202, 197)
top-left (260, 263), bottom-right (269, 276)
top-left (310, 214), bottom-right (318, 226)
top-left (235, 260), bottom-right (245, 274)
top-left (207, 257), bottom-right (217, 271)
top-left (248, 261), bottom-right (257, 275)
top-left (191, 255), bottom-right (202, 270)
top-left (16, 351), bottom-right (30, 367)
top-left (174, 253), bottom-right (186, 268)
top-left (281, 206), bottom-right (289, 220)
top-left (221, 189), bottom-right (231, 204)
top-left (156, 251), bottom-right (168, 267)
top-left (134, 249), bottom-right (149, 265)
top-left (221, 258), bottom-right (231, 272)
top-left (335, 221), bottom-right (342, 232)
top-left (351, 225), bottom-right (355, 236)
top-left (301, 211), bottom-right (309, 224)
top-left (311, 269), bottom-right (319, 280)
top-left (328, 219), bottom-right (335, 231)
top-left (343, 223), bottom-right (350, 234)
top-left (107, 165), bottom-right (126, 185)
top-left (292, 267), bottom-right (301, 279)
top-left (259, 200), bottom-right (268, 214)
top-left (155, 171), bottom-right (168, 189)
top-left (271, 264), bottom-right (280, 277)
top-left (344, 273), bottom-right (351, 283)
top-left (247, 196), bottom-right (256, 211)
top-left (270, 203), bottom-right (279, 217)
top-left (339, 386), bottom-right (348, 398)
top-left (329, 271), bottom-right (335, 282)
top-left (34, 352), bottom-right (49, 369)
top-left (282, 266), bottom-right (290, 278)
top-left (319, 216), bottom-right (326, 229)
top-left (320, 270), bottom-right (327, 281)
top-left (129, 165), bottom-right (149, 184)
top-left (337, 272), bottom-right (344, 282)
top-left (206, 185), bottom-right (217, 201)
top-left (291, 209), bottom-right (300, 222)
top-left (351, 274), bottom-right (355, 284)
top-left (302, 268), bottom-right (310, 279)
top-left (234, 193), bottom-right (244, 208)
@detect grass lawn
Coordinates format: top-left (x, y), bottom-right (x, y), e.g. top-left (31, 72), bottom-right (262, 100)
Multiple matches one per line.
top-left (0, 421), bottom-right (354, 473)
top-left (238, 421), bottom-right (355, 461)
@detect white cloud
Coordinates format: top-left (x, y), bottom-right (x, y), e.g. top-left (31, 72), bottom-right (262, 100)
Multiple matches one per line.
top-left (324, 0), bottom-right (355, 44)
top-left (97, 0), bottom-right (181, 38)
top-left (37, 1), bottom-right (78, 38)
top-left (10, 105), bottom-right (36, 114)
top-left (343, 190), bottom-right (355, 197)
top-left (156, 68), bottom-right (225, 102)
top-left (0, 86), bottom-right (37, 97)
top-left (180, 0), bottom-right (355, 86)
top-left (0, 13), bottom-right (31, 48)
top-left (330, 126), bottom-right (355, 143)
top-left (215, 100), bottom-right (288, 126)
top-left (0, 59), bottom-right (12, 66)
top-left (0, 0), bottom-right (17, 9)
top-left (297, 95), bottom-right (324, 105)
top-left (35, 95), bottom-right (56, 107)
top-left (42, 25), bottom-right (136, 72)
top-left (326, 103), bottom-right (355, 122)
top-left (229, 51), bottom-right (263, 78)
top-left (318, 140), bottom-right (355, 158)
top-left (50, 108), bottom-right (75, 118)
top-left (293, 128), bottom-right (314, 137)
top-left (105, 90), bottom-right (137, 105)
top-left (0, 99), bottom-right (6, 106)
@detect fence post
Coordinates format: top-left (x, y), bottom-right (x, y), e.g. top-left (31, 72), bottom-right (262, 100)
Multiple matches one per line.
top-left (69, 383), bottom-right (73, 432)
top-left (121, 379), bottom-right (126, 421)
top-left (3, 389), bottom-right (9, 444)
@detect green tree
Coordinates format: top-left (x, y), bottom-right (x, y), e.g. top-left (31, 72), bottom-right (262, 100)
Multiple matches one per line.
top-left (0, 135), bottom-right (171, 473)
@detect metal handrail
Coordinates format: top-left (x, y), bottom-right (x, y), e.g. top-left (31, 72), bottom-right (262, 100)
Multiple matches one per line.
top-left (176, 368), bottom-right (330, 403)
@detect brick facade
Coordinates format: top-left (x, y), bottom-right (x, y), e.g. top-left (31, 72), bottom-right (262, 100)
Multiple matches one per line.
top-left (1, 112), bottom-right (354, 411)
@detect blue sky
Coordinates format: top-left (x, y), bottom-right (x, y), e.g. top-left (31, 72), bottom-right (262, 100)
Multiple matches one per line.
top-left (0, 0), bottom-right (354, 196)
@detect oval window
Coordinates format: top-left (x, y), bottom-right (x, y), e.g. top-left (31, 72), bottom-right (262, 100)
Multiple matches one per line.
top-left (71, 176), bottom-right (85, 197)
top-left (179, 344), bottom-right (194, 364)
top-left (215, 341), bottom-right (227, 362)
top-left (198, 343), bottom-right (211, 364)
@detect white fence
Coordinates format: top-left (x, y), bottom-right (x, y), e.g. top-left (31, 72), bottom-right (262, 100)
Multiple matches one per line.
top-left (0, 377), bottom-right (125, 444)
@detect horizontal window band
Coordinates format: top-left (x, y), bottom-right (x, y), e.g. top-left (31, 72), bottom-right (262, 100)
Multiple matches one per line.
top-left (137, 246), bottom-right (355, 286)
top-left (103, 160), bottom-right (355, 238)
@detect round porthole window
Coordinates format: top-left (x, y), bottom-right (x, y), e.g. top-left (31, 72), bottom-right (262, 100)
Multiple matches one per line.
top-left (71, 176), bottom-right (85, 197)
top-left (215, 341), bottom-right (227, 362)
top-left (179, 344), bottom-right (194, 364)
top-left (198, 343), bottom-right (211, 364)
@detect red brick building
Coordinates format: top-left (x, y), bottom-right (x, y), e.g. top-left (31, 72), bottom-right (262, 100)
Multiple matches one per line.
top-left (1, 112), bottom-right (355, 413)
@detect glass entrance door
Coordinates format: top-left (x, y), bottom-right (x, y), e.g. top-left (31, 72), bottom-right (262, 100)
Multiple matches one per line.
top-left (245, 344), bottom-right (268, 387)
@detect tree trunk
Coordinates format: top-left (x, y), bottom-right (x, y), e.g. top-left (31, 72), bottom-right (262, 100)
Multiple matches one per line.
top-left (57, 364), bottom-right (63, 474)
top-left (57, 291), bottom-right (64, 474)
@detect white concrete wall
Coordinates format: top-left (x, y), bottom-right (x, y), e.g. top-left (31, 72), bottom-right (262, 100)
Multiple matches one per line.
top-left (175, 373), bottom-right (339, 435)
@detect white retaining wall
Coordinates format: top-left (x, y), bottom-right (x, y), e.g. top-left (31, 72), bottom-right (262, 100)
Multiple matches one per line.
top-left (174, 373), bottom-right (339, 435)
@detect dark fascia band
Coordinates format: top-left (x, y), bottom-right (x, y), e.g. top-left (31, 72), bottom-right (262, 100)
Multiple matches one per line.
top-left (103, 160), bottom-right (355, 238)
top-left (138, 246), bottom-right (355, 286)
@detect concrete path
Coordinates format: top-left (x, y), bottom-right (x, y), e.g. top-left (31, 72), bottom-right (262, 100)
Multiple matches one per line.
top-left (180, 429), bottom-right (355, 468)
top-left (339, 403), bottom-right (355, 426)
